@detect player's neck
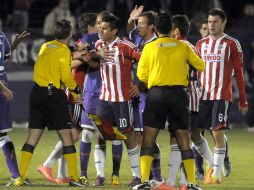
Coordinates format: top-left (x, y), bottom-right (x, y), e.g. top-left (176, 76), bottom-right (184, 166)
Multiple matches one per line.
top-left (143, 33), bottom-right (155, 43)
top-left (210, 32), bottom-right (224, 40)
top-left (106, 36), bottom-right (117, 45)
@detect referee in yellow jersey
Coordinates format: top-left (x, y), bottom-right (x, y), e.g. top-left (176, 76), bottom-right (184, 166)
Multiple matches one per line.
top-left (19, 19), bottom-right (83, 186)
top-left (133, 14), bottom-right (205, 190)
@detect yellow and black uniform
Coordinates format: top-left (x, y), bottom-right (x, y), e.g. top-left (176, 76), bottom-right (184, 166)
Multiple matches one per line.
top-left (20, 40), bottom-right (80, 183)
top-left (29, 40), bottom-right (78, 131)
top-left (137, 36), bottom-right (205, 185)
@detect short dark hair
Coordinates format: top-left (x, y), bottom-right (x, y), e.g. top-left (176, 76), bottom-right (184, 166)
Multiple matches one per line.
top-left (101, 15), bottom-right (120, 31)
top-left (172, 14), bottom-right (190, 37)
top-left (155, 13), bottom-right (172, 35)
top-left (208, 8), bottom-right (227, 22)
top-left (97, 11), bottom-right (113, 19)
top-left (79, 13), bottom-right (97, 34)
top-left (139, 11), bottom-right (156, 25)
top-left (54, 19), bottom-right (72, 40)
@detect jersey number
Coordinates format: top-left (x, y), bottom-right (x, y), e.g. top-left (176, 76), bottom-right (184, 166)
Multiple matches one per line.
top-left (119, 118), bottom-right (127, 128)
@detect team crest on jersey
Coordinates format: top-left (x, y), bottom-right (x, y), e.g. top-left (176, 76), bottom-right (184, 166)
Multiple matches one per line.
top-left (218, 45), bottom-right (223, 49)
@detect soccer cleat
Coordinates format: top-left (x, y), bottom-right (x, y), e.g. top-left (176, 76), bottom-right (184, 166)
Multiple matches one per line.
top-left (111, 175), bottom-right (120, 185)
top-left (222, 160), bottom-right (232, 177)
top-left (204, 167), bottom-right (213, 184)
top-left (94, 175), bottom-right (105, 186)
top-left (6, 177), bottom-right (24, 186)
top-left (178, 184), bottom-right (187, 190)
top-left (204, 176), bottom-right (222, 184)
top-left (23, 178), bottom-right (32, 185)
top-left (56, 177), bottom-right (71, 184)
top-left (79, 176), bottom-right (89, 186)
top-left (69, 179), bottom-right (85, 187)
top-left (37, 164), bottom-right (56, 183)
top-left (195, 171), bottom-right (204, 180)
top-left (152, 181), bottom-right (176, 190)
top-left (132, 181), bottom-right (151, 190)
top-left (187, 184), bottom-right (202, 190)
top-left (129, 176), bottom-right (141, 188)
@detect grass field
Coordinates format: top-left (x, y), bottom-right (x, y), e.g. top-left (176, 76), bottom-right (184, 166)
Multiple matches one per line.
top-left (0, 126), bottom-right (253, 190)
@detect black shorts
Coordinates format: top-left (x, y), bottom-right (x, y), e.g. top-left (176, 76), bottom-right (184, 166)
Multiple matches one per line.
top-left (29, 84), bottom-right (71, 130)
top-left (143, 86), bottom-right (190, 130)
top-left (197, 100), bottom-right (231, 131)
top-left (96, 100), bottom-right (133, 132)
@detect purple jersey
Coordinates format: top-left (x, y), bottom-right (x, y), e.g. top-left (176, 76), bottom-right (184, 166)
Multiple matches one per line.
top-left (0, 32), bottom-right (11, 132)
top-left (0, 32), bottom-right (11, 78)
top-left (81, 32), bottom-right (101, 93)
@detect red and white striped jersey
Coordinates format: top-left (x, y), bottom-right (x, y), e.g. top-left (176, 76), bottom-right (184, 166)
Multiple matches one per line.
top-left (95, 37), bottom-right (140, 102)
top-left (195, 34), bottom-right (247, 107)
top-left (181, 40), bottom-right (200, 112)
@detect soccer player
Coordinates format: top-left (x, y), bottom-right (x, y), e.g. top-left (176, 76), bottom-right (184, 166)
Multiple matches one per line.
top-left (193, 8), bottom-right (248, 184)
top-left (79, 11), bottom-right (124, 186)
top-left (90, 14), bottom-right (141, 188)
top-left (133, 13), bottom-right (204, 190)
top-left (128, 9), bottom-right (162, 182)
top-left (0, 30), bottom-right (29, 186)
top-left (167, 14), bottom-right (200, 190)
top-left (18, 19), bottom-right (83, 187)
top-left (199, 20), bottom-right (209, 39)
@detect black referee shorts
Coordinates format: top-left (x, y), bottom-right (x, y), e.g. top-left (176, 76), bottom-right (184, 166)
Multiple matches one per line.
top-left (143, 86), bottom-right (190, 130)
top-left (29, 83), bottom-right (71, 131)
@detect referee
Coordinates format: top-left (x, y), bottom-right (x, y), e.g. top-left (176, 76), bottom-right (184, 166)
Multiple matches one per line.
top-left (19, 19), bottom-right (83, 186)
top-left (133, 14), bottom-right (204, 190)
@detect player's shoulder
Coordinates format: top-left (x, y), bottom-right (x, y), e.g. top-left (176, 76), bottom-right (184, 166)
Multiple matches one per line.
top-left (196, 36), bottom-right (209, 46)
top-left (223, 34), bottom-right (241, 47)
top-left (118, 37), bottom-right (136, 48)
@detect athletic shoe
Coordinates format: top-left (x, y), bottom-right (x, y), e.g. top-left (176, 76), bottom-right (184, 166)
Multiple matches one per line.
top-left (187, 184), bottom-right (202, 190)
top-left (69, 179), bottom-right (85, 187)
top-left (152, 181), bottom-right (176, 190)
top-left (23, 178), bottom-right (32, 185)
top-left (79, 176), bottom-right (89, 186)
top-left (204, 176), bottom-right (222, 184)
top-left (129, 176), bottom-right (141, 188)
top-left (132, 181), bottom-right (151, 190)
top-left (204, 167), bottom-right (213, 184)
top-left (37, 164), bottom-right (56, 183)
top-left (195, 171), bottom-right (204, 180)
top-left (111, 175), bottom-right (120, 185)
top-left (56, 177), bottom-right (71, 184)
top-left (178, 184), bottom-right (187, 190)
top-left (223, 160), bottom-right (232, 177)
top-left (6, 177), bottom-right (23, 186)
top-left (94, 175), bottom-right (105, 186)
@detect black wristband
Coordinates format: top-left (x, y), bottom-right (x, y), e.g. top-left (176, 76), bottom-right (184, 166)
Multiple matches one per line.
top-left (72, 86), bottom-right (81, 94)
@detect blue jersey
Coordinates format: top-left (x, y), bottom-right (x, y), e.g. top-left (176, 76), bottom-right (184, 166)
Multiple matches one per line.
top-left (81, 32), bottom-right (101, 93)
top-left (0, 32), bottom-right (11, 79)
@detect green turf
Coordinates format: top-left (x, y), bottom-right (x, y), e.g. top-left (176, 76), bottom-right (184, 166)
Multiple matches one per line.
top-left (0, 126), bottom-right (253, 190)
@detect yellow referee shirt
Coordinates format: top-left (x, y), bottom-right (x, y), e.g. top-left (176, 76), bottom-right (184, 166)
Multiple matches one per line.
top-left (33, 40), bottom-right (77, 90)
top-left (137, 37), bottom-right (205, 89)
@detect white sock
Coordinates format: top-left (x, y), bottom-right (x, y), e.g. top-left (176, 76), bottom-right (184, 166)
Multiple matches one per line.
top-left (127, 145), bottom-right (140, 178)
top-left (167, 144), bottom-right (182, 186)
top-left (44, 141), bottom-right (63, 168)
top-left (179, 164), bottom-right (187, 185)
top-left (193, 136), bottom-right (214, 168)
top-left (94, 144), bottom-right (106, 177)
top-left (212, 147), bottom-right (226, 178)
top-left (57, 156), bottom-right (67, 179)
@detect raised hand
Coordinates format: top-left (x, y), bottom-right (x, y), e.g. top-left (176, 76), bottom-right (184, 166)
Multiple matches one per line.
top-left (130, 5), bottom-right (144, 21)
top-left (11, 31), bottom-right (30, 52)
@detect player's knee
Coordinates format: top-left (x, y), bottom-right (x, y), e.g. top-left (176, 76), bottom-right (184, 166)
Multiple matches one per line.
top-left (0, 135), bottom-right (11, 147)
top-left (81, 129), bottom-right (95, 143)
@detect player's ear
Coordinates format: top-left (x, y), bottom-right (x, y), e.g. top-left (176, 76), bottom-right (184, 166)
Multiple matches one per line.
top-left (112, 28), bottom-right (118, 36)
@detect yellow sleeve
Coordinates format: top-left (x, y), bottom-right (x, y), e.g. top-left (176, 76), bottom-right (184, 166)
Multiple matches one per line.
top-left (59, 49), bottom-right (77, 90)
top-left (186, 44), bottom-right (205, 72)
top-left (137, 46), bottom-right (149, 83)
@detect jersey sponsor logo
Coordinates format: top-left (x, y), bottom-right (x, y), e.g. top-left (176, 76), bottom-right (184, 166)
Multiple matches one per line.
top-left (203, 53), bottom-right (222, 62)
top-left (157, 42), bottom-right (176, 47)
